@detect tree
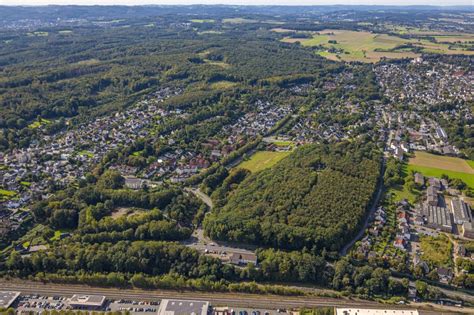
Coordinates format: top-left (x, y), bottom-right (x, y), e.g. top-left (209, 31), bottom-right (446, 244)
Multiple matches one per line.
top-left (97, 170), bottom-right (125, 189)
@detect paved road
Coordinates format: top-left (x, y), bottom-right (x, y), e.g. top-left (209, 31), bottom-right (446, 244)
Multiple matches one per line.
top-left (0, 280), bottom-right (468, 314)
top-left (339, 157), bottom-right (386, 256)
top-left (185, 187), bottom-right (214, 209)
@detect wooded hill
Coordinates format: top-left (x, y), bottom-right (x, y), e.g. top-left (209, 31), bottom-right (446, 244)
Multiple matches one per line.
top-left (204, 142), bottom-right (381, 252)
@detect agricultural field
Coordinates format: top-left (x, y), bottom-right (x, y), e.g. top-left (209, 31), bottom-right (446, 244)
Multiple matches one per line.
top-left (222, 18), bottom-right (257, 24)
top-left (408, 151), bottom-right (474, 189)
top-left (420, 234), bottom-right (453, 268)
top-left (280, 29), bottom-right (474, 62)
top-left (238, 150), bottom-right (291, 173)
top-left (434, 34), bottom-right (474, 43)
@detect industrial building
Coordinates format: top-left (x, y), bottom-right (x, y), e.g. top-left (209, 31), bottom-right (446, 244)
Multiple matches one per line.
top-left (420, 203), bottom-right (453, 232)
top-left (451, 198), bottom-right (472, 225)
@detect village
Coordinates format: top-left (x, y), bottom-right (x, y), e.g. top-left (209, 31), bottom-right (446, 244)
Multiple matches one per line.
top-left (0, 88), bottom-right (293, 240)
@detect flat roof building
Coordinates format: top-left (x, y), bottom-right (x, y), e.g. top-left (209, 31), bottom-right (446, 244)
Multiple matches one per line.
top-left (69, 294), bottom-right (106, 310)
top-left (335, 308), bottom-right (419, 315)
top-left (451, 198), bottom-right (472, 225)
top-left (422, 204), bottom-right (453, 233)
top-left (158, 299), bottom-right (209, 315)
top-left (0, 291), bottom-right (21, 309)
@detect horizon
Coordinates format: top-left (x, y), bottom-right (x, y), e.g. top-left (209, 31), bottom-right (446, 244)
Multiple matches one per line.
top-left (1, 1), bottom-right (473, 7)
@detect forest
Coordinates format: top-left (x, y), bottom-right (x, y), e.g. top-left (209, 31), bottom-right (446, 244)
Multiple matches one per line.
top-left (204, 141), bottom-right (381, 252)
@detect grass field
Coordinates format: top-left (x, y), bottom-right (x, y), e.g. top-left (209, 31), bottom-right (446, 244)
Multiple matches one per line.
top-left (77, 150), bottom-right (94, 158)
top-left (281, 29), bottom-right (474, 62)
top-left (209, 81), bottom-right (238, 90)
top-left (222, 18), bottom-right (257, 24)
top-left (238, 151), bottom-right (291, 173)
top-left (408, 151), bottom-right (474, 188)
top-left (0, 189), bottom-right (17, 201)
top-left (420, 234), bottom-right (453, 268)
top-left (28, 117), bottom-right (51, 129)
top-left (410, 151), bottom-right (474, 174)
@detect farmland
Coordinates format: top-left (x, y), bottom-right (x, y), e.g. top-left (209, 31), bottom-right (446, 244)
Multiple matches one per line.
top-left (280, 29), bottom-right (474, 62)
top-left (238, 151), bottom-right (291, 173)
top-left (407, 152), bottom-right (474, 189)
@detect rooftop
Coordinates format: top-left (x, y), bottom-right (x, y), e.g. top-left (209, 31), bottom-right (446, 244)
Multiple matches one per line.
top-left (0, 291), bottom-right (21, 309)
top-left (158, 299), bottom-right (209, 315)
top-left (69, 295), bottom-right (106, 307)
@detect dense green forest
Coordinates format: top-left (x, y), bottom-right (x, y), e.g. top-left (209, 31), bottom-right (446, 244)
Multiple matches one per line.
top-left (204, 142), bottom-right (381, 252)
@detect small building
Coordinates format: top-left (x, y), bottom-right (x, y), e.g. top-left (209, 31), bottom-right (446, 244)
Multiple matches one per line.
top-left (158, 299), bottom-right (209, 315)
top-left (124, 177), bottom-right (144, 190)
top-left (437, 267), bottom-right (453, 284)
top-left (68, 295), bottom-right (106, 310)
top-left (229, 252), bottom-right (258, 266)
top-left (0, 291), bottom-right (21, 309)
top-left (414, 173), bottom-right (424, 186)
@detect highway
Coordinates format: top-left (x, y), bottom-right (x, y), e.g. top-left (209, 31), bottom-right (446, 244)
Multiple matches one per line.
top-left (0, 280), bottom-right (470, 314)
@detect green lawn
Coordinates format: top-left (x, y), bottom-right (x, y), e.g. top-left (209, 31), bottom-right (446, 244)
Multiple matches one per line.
top-left (77, 150), bottom-right (94, 158)
top-left (28, 117), bottom-right (51, 129)
top-left (0, 189), bottom-right (17, 198)
top-left (389, 185), bottom-right (419, 204)
top-left (406, 164), bottom-right (474, 189)
top-left (238, 151), bottom-right (291, 173)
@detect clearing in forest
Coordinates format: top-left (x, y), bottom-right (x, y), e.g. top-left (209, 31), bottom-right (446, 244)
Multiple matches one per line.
top-left (238, 151), bottom-right (291, 173)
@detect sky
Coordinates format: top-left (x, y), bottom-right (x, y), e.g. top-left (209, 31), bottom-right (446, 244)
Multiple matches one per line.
top-left (1, 0), bottom-right (472, 6)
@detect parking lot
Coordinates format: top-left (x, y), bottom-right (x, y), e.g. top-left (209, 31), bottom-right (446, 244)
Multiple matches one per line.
top-left (16, 295), bottom-right (68, 313)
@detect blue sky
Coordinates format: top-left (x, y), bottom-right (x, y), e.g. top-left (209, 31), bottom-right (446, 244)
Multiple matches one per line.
top-left (1, 0), bottom-right (472, 6)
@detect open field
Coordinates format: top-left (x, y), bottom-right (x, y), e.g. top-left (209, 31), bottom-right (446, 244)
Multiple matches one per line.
top-left (409, 151), bottom-right (474, 174)
top-left (223, 18), bottom-right (258, 24)
top-left (238, 151), bottom-right (291, 173)
top-left (420, 234), bottom-right (453, 268)
top-left (205, 60), bottom-right (231, 68)
top-left (281, 29), bottom-right (474, 62)
top-left (28, 118), bottom-right (51, 129)
top-left (434, 34), bottom-right (474, 43)
top-left (0, 189), bottom-right (17, 199)
top-left (209, 81), bottom-right (238, 90)
top-left (407, 152), bottom-right (474, 188)
top-left (407, 165), bottom-right (474, 189)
